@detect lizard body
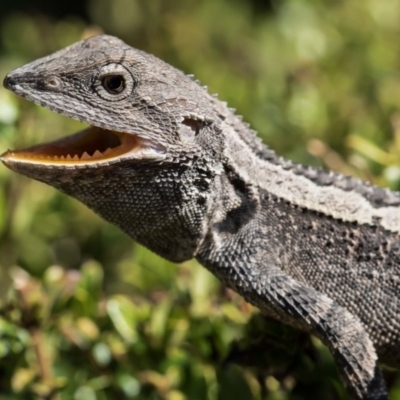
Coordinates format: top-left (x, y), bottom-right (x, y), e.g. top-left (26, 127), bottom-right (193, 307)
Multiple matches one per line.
top-left (2, 35), bottom-right (400, 399)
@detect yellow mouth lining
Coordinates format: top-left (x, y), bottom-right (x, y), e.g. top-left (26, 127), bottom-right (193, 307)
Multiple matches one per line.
top-left (1, 127), bottom-right (141, 164)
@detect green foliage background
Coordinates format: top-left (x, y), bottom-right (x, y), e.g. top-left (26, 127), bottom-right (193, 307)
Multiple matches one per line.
top-left (1, 0), bottom-right (400, 399)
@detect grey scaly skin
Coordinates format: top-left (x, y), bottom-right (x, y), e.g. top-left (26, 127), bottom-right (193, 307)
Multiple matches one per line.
top-left (2, 34), bottom-right (400, 399)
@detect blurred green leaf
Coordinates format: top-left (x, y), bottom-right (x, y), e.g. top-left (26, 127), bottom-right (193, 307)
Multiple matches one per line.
top-left (107, 296), bottom-right (138, 343)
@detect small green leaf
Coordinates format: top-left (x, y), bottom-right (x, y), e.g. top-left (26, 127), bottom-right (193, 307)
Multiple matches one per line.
top-left (117, 374), bottom-right (141, 398)
top-left (74, 385), bottom-right (96, 400)
top-left (92, 342), bottom-right (112, 366)
top-left (107, 296), bottom-right (138, 343)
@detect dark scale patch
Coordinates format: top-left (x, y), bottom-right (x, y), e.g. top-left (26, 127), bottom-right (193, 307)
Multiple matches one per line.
top-left (259, 189), bottom-right (400, 364)
top-left (24, 156), bottom-right (213, 264)
top-left (214, 166), bottom-right (258, 234)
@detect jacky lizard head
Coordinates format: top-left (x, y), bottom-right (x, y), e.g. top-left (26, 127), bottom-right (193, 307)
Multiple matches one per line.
top-left (1, 35), bottom-right (224, 262)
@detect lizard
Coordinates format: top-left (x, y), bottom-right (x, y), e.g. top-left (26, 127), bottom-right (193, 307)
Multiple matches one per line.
top-left (1, 34), bottom-right (400, 400)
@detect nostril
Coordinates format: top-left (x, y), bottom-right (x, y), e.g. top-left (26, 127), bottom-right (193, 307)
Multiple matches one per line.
top-left (36, 76), bottom-right (63, 91)
top-left (3, 74), bottom-right (17, 89)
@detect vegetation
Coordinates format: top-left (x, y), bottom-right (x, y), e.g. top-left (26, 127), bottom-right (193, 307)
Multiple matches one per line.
top-left (1, 0), bottom-right (400, 398)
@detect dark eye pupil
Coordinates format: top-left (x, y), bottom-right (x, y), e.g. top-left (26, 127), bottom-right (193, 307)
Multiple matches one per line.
top-left (103, 75), bottom-right (124, 93)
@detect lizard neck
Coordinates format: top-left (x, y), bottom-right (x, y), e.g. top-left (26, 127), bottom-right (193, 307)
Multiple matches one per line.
top-left (217, 112), bottom-right (400, 234)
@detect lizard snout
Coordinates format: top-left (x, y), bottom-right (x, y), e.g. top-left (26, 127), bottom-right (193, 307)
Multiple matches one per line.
top-left (3, 73), bottom-right (17, 89)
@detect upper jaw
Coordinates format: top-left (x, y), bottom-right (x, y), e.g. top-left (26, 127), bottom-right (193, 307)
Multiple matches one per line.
top-left (1, 71), bottom-right (167, 169)
top-left (0, 126), bottom-right (166, 169)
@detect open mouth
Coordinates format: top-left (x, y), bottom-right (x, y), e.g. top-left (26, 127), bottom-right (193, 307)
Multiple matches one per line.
top-left (1, 127), bottom-right (150, 166)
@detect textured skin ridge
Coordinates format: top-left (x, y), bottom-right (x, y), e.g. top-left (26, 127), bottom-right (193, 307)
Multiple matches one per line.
top-left (2, 35), bottom-right (399, 399)
top-left (222, 108), bottom-right (400, 209)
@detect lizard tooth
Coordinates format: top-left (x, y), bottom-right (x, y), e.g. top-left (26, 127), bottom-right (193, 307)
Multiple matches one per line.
top-left (72, 155), bottom-right (79, 161)
top-left (81, 152), bottom-right (91, 160)
top-left (59, 155), bottom-right (65, 160)
top-left (93, 150), bottom-right (103, 158)
top-left (66, 154), bottom-right (72, 160)
top-left (103, 148), bottom-right (113, 156)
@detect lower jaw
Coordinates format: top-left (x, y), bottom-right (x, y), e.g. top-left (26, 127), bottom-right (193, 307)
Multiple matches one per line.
top-left (0, 126), bottom-right (145, 167)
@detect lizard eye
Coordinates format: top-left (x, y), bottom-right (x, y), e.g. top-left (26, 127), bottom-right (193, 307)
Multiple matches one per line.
top-left (94, 64), bottom-right (135, 101)
top-left (102, 75), bottom-right (125, 93)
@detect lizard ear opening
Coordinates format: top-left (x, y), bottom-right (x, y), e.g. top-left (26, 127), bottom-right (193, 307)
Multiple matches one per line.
top-left (1, 127), bottom-right (141, 165)
top-left (179, 118), bottom-right (202, 142)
